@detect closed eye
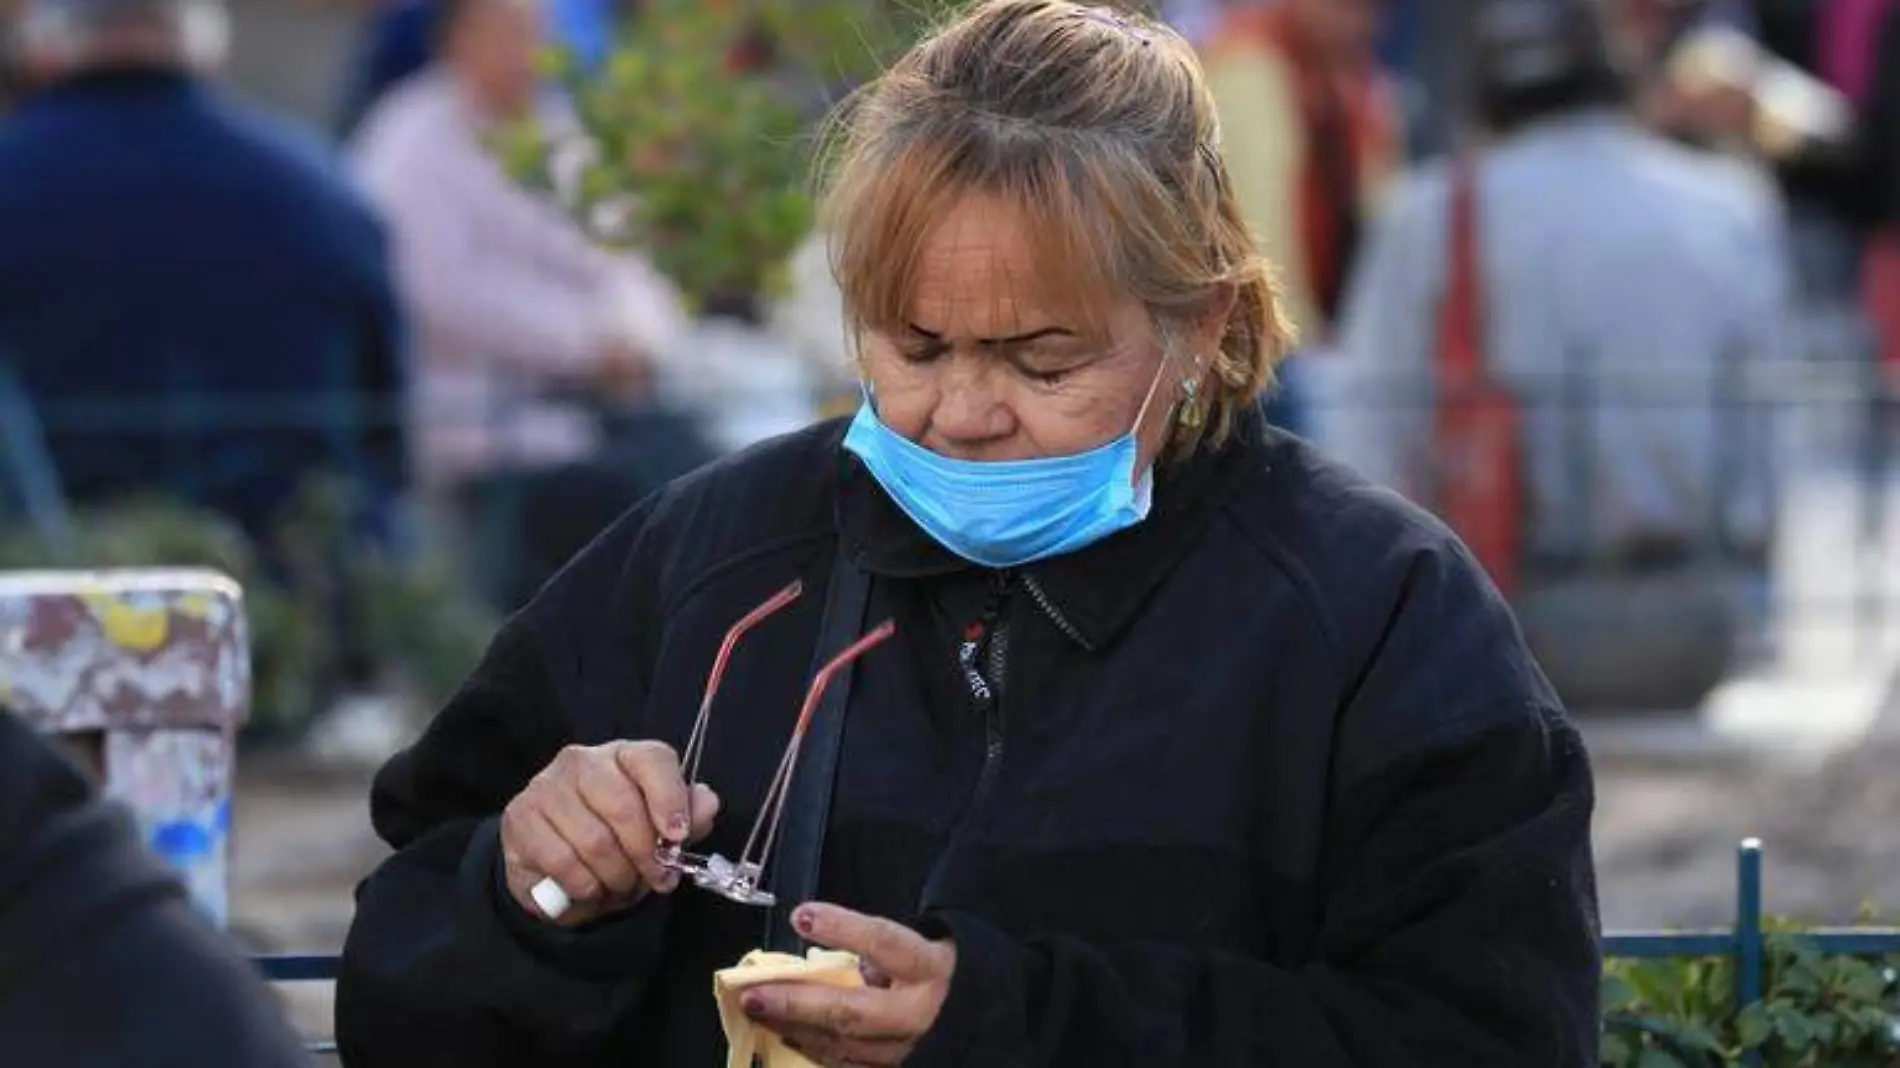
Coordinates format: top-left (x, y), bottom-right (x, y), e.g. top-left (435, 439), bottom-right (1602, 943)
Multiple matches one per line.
top-left (898, 339), bottom-right (949, 364)
top-left (1011, 347), bottom-right (1098, 387)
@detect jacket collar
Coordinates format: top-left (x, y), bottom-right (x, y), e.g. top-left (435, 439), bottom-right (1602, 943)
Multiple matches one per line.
top-left (29, 66), bottom-right (198, 105)
top-left (836, 405), bottom-right (1271, 651)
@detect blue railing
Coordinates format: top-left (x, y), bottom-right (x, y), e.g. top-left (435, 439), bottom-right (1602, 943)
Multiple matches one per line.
top-left (254, 839), bottom-right (1900, 1061)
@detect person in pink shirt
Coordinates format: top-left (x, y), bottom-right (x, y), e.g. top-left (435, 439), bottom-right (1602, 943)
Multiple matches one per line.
top-left (350, 0), bottom-right (711, 605)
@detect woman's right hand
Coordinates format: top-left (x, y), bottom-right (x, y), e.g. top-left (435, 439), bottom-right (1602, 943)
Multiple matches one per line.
top-left (499, 740), bottom-right (720, 926)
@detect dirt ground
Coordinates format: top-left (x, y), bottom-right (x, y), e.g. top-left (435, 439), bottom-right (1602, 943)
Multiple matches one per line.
top-left (1594, 749), bottom-right (1900, 929)
top-left (229, 713), bottom-right (1900, 1051)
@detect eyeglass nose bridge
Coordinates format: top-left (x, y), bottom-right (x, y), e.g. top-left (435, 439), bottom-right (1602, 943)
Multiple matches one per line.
top-left (655, 847), bottom-right (775, 907)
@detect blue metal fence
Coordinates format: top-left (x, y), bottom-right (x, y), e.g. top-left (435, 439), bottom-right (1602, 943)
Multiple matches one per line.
top-left (253, 839), bottom-right (1900, 1061)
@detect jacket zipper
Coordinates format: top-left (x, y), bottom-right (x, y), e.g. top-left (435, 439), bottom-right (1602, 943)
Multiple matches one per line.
top-left (1022, 571), bottom-right (1093, 651)
top-left (918, 572), bottom-right (1013, 908)
top-left (972, 616), bottom-right (1010, 800)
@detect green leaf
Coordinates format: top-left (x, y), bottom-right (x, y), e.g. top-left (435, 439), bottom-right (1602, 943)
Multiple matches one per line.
top-left (1635, 1049), bottom-right (1686, 1068)
top-left (1830, 957), bottom-right (1887, 1002)
top-left (1845, 1004), bottom-right (1893, 1034)
top-left (1735, 1004), bottom-right (1773, 1049)
top-left (1774, 1007), bottom-right (1817, 1051)
top-left (1655, 1018), bottom-right (1723, 1056)
top-left (1782, 934), bottom-right (1825, 971)
top-left (1778, 961), bottom-right (1822, 997)
top-left (1624, 963), bottom-right (1688, 1012)
top-left (1807, 1013), bottom-right (1837, 1046)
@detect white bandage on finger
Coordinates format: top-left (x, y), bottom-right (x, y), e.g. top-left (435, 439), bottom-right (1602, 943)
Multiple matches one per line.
top-left (530, 877), bottom-right (572, 920)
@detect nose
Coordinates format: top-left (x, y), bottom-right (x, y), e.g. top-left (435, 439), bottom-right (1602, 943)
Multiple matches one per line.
top-left (928, 357), bottom-right (1012, 459)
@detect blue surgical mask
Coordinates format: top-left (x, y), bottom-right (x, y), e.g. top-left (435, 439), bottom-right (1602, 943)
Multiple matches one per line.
top-left (842, 364), bottom-right (1170, 569)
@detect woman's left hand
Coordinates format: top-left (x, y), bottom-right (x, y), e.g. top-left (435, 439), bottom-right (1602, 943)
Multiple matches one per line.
top-left (741, 902), bottom-right (956, 1067)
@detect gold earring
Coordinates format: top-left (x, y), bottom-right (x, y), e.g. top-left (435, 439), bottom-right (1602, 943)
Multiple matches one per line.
top-left (1176, 376), bottom-right (1205, 430)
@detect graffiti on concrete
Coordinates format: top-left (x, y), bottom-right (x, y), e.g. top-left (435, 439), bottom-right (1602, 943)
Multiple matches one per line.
top-left (0, 569), bottom-right (250, 925)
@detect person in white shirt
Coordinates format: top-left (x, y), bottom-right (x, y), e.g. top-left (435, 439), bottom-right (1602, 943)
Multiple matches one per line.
top-left (348, 0), bottom-right (687, 493)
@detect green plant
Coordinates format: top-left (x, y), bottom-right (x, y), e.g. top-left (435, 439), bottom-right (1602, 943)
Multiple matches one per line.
top-left (269, 478), bottom-right (501, 720)
top-left (1602, 922), bottom-right (1900, 1067)
top-left (491, 0), bottom-right (958, 309)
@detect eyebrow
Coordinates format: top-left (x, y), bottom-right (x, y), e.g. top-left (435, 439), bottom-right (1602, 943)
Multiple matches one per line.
top-left (907, 323), bottom-right (1075, 347)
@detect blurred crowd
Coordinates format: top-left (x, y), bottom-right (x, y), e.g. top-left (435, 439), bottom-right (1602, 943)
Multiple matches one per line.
top-left (0, 0), bottom-right (1893, 712)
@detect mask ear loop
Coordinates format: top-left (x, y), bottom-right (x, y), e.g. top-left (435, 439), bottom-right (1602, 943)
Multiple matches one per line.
top-left (1129, 350), bottom-right (1174, 433)
top-left (1115, 345), bottom-right (1202, 494)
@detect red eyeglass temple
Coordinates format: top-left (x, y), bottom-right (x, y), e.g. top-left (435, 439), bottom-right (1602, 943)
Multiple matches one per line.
top-left (678, 579), bottom-right (805, 786)
top-left (793, 620), bottom-right (897, 739)
top-left (740, 618), bottom-right (898, 875)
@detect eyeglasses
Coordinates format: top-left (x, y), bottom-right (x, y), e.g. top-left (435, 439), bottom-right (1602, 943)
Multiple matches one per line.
top-left (669, 579), bottom-right (896, 906)
top-left (534, 579), bottom-right (895, 917)
top-left (533, 581), bottom-right (894, 917)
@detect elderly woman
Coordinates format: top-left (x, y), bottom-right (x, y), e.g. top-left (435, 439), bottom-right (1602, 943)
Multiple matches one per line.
top-left (335, 3), bottom-right (1601, 1066)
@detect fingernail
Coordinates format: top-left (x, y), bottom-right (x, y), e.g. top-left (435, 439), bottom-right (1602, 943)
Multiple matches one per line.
top-left (668, 814), bottom-right (690, 838)
top-left (794, 907), bottom-right (815, 935)
top-left (742, 993), bottom-right (764, 1017)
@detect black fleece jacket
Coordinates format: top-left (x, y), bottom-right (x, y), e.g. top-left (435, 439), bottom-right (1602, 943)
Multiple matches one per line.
top-left (0, 709), bottom-right (311, 1068)
top-left (336, 410), bottom-right (1601, 1067)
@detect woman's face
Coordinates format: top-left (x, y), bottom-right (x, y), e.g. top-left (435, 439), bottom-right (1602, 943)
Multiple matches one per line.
top-left (858, 195), bottom-right (1184, 468)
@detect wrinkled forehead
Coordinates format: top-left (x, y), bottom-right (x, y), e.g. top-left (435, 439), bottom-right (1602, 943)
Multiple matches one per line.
top-left (838, 163), bottom-right (1133, 344)
top-left (905, 196), bottom-right (1096, 339)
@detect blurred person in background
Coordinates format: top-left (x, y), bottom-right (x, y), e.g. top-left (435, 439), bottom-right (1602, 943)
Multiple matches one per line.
top-left (1622, 1), bottom-right (1897, 484)
top-left (0, 707), bottom-right (311, 1068)
top-left (1157, 0), bottom-right (1225, 46)
top-left (1751, 0), bottom-right (1875, 297)
top-left (332, 0), bottom-right (632, 139)
top-left (1856, 3), bottom-right (1900, 412)
top-left (1201, 0), bottom-right (1400, 439)
top-left (0, 1), bottom-right (20, 112)
top-left (349, 0), bottom-right (711, 609)
top-left (333, 0), bottom-right (436, 138)
top-left (1615, 0), bottom-right (1863, 303)
top-left (0, 0), bottom-right (409, 546)
top-left (1326, 0), bottom-right (1792, 713)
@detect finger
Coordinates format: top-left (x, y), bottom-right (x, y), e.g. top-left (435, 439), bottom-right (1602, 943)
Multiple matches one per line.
top-left (541, 781), bottom-right (642, 896)
top-left (795, 904), bottom-right (940, 982)
top-left (516, 807), bottom-right (603, 905)
top-left (741, 982), bottom-right (913, 1041)
top-left (574, 752), bottom-right (669, 889)
top-left (779, 1027), bottom-right (911, 1067)
top-left (687, 783), bottom-right (721, 842)
top-left (612, 741), bottom-right (692, 842)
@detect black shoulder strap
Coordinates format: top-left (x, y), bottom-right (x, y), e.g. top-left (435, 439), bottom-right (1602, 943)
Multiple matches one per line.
top-left (763, 548), bottom-right (872, 952)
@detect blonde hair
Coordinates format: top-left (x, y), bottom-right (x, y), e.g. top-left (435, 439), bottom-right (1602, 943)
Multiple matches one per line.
top-left (816, 0), bottom-right (1292, 449)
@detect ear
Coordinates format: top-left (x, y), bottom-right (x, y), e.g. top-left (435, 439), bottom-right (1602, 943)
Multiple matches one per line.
top-left (1188, 284), bottom-right (1238, 357)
